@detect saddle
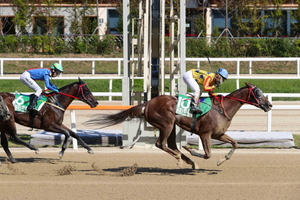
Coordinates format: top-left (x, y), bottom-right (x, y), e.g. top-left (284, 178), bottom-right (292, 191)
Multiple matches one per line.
top-left (175, 94), bottom-right (212, 118)
top-left (12, 93), bottom-right (47, 113)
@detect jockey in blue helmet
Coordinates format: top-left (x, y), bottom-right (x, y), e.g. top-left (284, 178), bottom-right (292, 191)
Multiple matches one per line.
top-left (183, 68), bottom-right (229, 114)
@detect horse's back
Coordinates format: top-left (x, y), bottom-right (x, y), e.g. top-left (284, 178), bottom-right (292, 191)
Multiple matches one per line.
top-left (145, 95), bottom-right (177, 117)
top-left (147, 95), bottom-right (176, 107)
top-left (0, 92), bottom-right (15, 102)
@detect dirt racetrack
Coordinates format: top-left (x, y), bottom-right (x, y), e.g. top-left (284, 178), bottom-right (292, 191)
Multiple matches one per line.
top-left (1, 100), bottom-right (300, 200)
top-left (0, 147), bottom-right (299, 200)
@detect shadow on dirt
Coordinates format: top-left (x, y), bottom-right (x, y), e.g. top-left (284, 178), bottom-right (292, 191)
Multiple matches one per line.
top-left (101, 166), bottom-right (221, 176)
top-left (0, 156), bottom-right (88, 164)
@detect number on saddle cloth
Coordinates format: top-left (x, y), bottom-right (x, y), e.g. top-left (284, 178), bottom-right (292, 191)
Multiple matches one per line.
top-left (12, 93), bottom-right (47, 112)
top-left (175, 94), bottom-right (212, 118)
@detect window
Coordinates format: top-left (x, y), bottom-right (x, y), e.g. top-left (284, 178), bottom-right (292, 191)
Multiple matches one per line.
top-left (33, 16), bottom-right (64, 35)
top-left (0, 16), bottom-right (15, 34)
top-left (82, 16), bottom-right (97, 35)
top-left (108, 9), bottom-right (120, 34)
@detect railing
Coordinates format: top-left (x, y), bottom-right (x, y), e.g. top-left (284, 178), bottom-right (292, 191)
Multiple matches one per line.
top-left (1, 57), bottom-right (300, 77)
top-left (0, 58), bottom-right (124, 76)
top-left (65, 93), bottom-right (300, 133)
top-left (1, 57), bottom-right (300, 101)
top-left (66, 93), bottom-right (300, 149)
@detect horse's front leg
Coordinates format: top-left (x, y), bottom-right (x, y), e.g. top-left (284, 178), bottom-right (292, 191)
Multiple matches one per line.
top-left (59, 130), bottom-right (70, 159)
top-left (183, 145), bottom-right (205, 158)
top-left (45, 124), bottom-right (71, 159)
top-left (215, 134), bottom-right (237, 166)
top-left (68, 129), bottom-right (94, 154)
top-left (57, 124), bottom-right (94, 157)
top-left (1, 131), bottom-right (16, 163)
top-left (183, 132), bottom-right (212, 159)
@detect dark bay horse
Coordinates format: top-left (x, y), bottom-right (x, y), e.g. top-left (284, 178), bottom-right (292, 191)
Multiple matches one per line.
top-left (0, 77), bottom-right (98, 163)
top-left (87, 82), bottom-right (272, 169)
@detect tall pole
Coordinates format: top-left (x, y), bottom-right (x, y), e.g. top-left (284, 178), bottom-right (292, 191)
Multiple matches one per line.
top-left (96, 0), bottom-right (100, 37)
top-left (178, 0), bottom-right (186, 95)
top-left (151, 0), bottom-right (160, 98)
top-left (122, 0), bottom-right (130, 105)
top-left (225, 0), bottom-right (228, 38)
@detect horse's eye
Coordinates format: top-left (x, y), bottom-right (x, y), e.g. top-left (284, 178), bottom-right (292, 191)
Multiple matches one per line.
top-left (255, 89), bottom-right (263, 99)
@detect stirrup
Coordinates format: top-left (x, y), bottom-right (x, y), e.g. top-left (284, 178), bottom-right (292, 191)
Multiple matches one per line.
top-left (190, 107), bottom-right (202, 114)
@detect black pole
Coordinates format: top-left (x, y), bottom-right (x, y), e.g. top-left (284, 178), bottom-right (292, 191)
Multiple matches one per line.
top-left (151, 0), bottom-right (160, 99)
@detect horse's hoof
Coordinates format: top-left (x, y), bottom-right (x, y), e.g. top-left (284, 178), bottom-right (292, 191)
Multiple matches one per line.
top-left (9, 158), bottom-right (17, 163)
top-left (193, 163), bottom-right (200, 170)
top-left (88, 150), bottom-right (94, 154)
top-left (182, 145), bottom-right (191, 152)
top-left (217, 158), bottom-right (226, 166)
top-left (59, 151), bottom-right (64, 159)
top-left (35, 149), bottom-right (40, 154)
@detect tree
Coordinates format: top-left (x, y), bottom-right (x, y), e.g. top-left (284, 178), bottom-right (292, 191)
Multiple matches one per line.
top-left (290, 0), bottom-right (300, 36)
top-left (66, 0), bottom-right (95, 35)
top-left (11, 0), bottom-right (36, 34)
top-left (263, 0), bottom-right (285, 36)
top-left (231, 0), bottom-right (267, 37)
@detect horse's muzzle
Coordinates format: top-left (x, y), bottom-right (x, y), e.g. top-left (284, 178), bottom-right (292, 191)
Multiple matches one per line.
top-left (261, 102), bottom-right (273, 112)
top-left (88, 100), bottom-right (99, 108)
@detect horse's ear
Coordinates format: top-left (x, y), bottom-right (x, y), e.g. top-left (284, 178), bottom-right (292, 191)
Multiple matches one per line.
top-left (245, 82), bottom-right (252, 87)
top-left (78, 77), bottom-right (84, 84)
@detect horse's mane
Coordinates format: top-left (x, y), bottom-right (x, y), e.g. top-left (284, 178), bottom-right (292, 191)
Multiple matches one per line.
top-left (226, 85), bottom-right (248, 97)
top-left (58, 81), bottom-right (81, 91)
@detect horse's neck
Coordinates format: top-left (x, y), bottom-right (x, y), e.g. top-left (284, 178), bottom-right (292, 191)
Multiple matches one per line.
top-left (54, 86), bottom-right (78, 109)
top-left (223, 89), bottom-right (248, 118)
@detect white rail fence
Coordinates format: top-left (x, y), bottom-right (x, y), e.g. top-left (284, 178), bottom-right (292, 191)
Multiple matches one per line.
top-left (1, 57), bottom-right (300, 77)
top-left (0, 57), bottom-right (299, 133)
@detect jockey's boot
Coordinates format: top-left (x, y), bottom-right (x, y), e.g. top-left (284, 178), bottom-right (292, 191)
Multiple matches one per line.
top-left (190, 99), bottom-right (202, 114)
top-left (27, 94), bottom-right (39, 112)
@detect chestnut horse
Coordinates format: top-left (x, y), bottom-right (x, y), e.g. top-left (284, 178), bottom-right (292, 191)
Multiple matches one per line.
top-left (87, 82), bottom-right (272, 169)
top-left (0, 77), bottom-right (98, 163)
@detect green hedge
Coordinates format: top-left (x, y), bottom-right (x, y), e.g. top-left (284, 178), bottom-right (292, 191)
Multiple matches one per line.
top-left (1, 35), bottom-right (300, 57)
top-left (0, 35), bottom-right (119, 55)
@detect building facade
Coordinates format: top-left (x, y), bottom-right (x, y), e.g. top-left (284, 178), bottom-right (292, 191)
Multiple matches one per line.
top-left (0, 0), bottom-right (119, 36)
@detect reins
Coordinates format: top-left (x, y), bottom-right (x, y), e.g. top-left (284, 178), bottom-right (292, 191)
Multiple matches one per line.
top-left (43, 83), bottom-right (88, 110)
top-left (224, 86), bottom-right (260, 106)
top-left (213, 86), bottom-right (260, 120)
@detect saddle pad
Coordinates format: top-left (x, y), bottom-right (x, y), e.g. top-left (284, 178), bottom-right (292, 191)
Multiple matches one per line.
top-left (13, 93), bottom-right (47, 112)
top-left (176, 94), bottom-right (212, 118)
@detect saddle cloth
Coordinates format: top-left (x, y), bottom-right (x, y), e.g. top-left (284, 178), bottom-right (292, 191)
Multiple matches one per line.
top-left (12, 93), bottom-right (47, 112)
top-left (176, 94), bottom-right (212, 118)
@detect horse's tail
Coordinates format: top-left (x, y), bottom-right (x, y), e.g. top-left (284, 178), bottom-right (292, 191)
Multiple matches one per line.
top-left (86, 103), bottom-right (146, 128)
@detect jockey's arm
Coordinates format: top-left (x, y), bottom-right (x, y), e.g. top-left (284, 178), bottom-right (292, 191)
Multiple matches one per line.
top-left (203, 77), bottom-right (217, 96)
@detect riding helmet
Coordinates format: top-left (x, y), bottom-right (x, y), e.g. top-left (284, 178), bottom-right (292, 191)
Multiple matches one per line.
top-left (216, 68), bottom-right (228, 79)
top-left (50, 63), bottom-right (64, 72)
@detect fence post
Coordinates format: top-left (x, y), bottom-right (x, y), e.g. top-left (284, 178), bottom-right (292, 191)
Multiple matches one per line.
top-left (267, 95), bottom-right (272, 132)
top-left (0, 59), bottom-right (3, 76)
top-left (92, 61), bottom-right (95, 74)
top-left (70, 109), bottom-right (78, 149)
top-left (109, 79), bottom-right (113, 101)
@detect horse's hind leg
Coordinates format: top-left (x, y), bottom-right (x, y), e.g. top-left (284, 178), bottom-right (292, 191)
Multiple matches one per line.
top-left (215, 134), bottom-right (237, 166)
top-left (49, 124), bottom-right (93, 159)
top-left (154, 124), bottom-right (198, 169)
top-left (68, 129), bottom-right (93, 154)
top-left (0, 96), bottom-right (11, 121)
top-left (5, 121), bottom-right (39, 153)
top-left (167, 127), bottom-right (199, 169)
top-left (1, 131), bottom-right (16, 163)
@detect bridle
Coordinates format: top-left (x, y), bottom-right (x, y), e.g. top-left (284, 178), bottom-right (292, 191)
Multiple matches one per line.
top-left (213, 85), bottom-right (262, 120)
top-left (43, 82), bottom-right (92, 109)
top-left (223, 85), bottom-right (262, 107)
top-left (57, 82), bottom-right (91, 102)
